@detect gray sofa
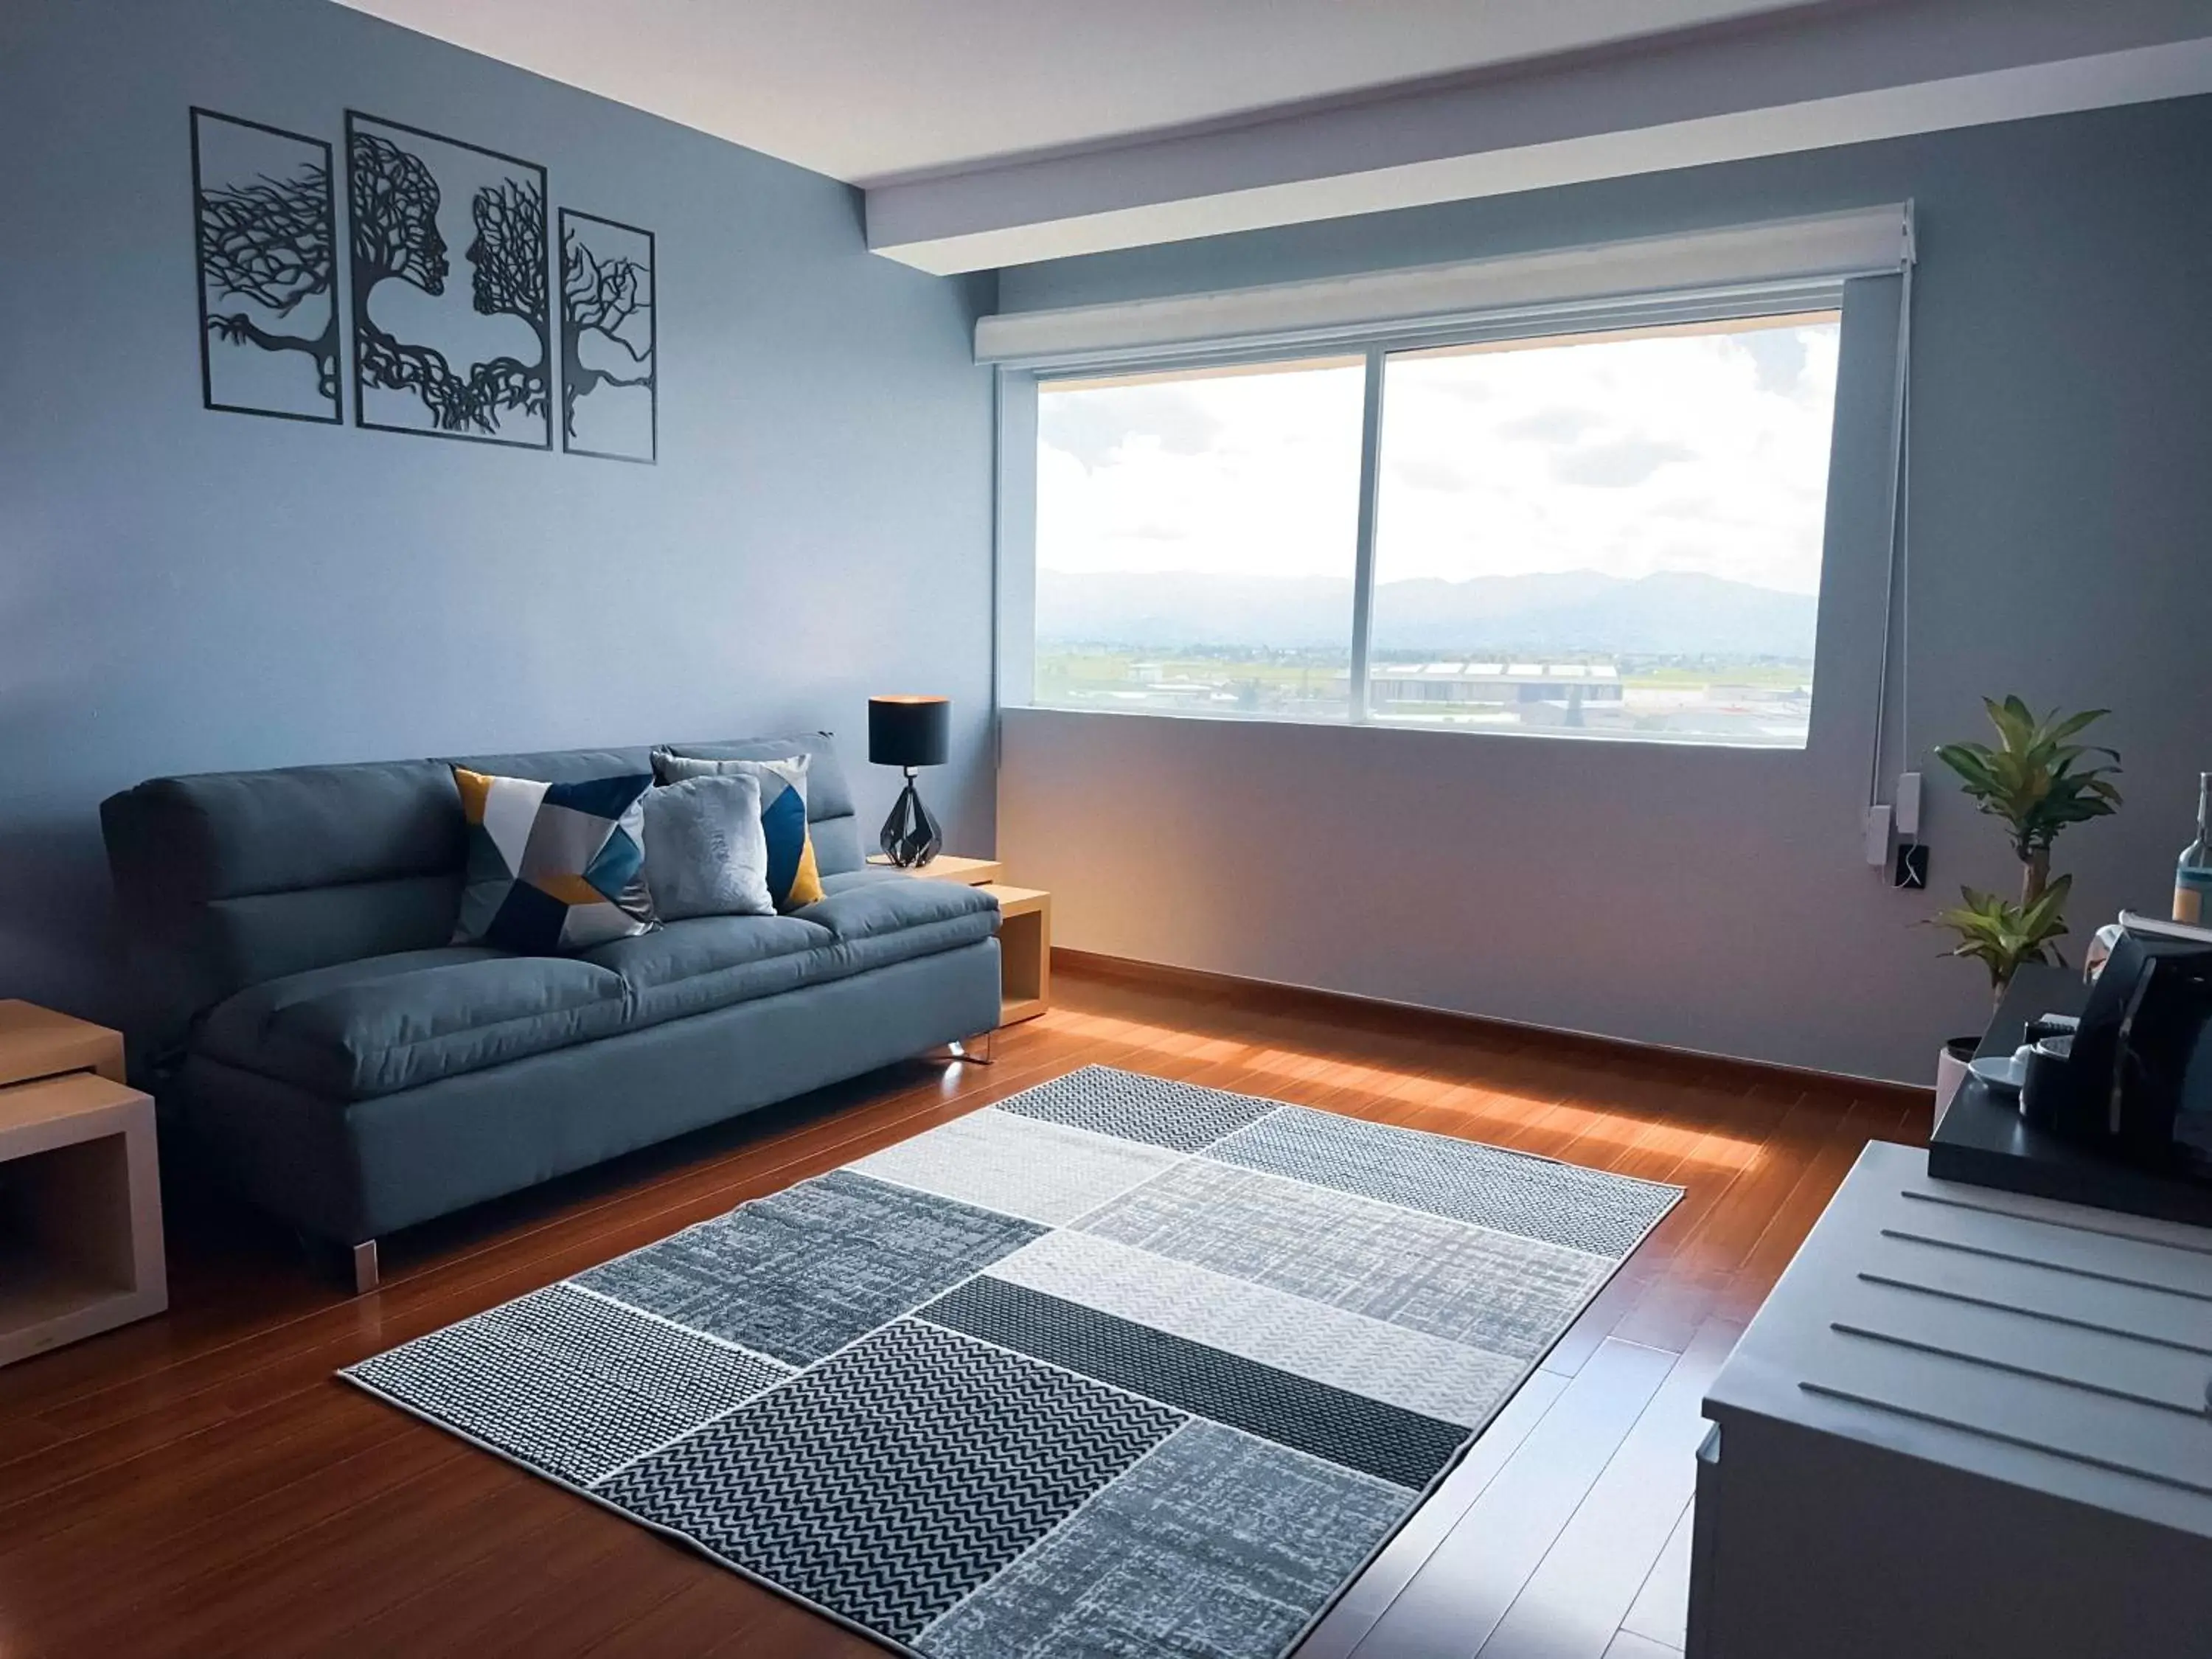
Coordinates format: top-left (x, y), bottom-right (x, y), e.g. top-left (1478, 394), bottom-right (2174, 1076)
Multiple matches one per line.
top-left (100, 734), bottom-right (1001, 1287)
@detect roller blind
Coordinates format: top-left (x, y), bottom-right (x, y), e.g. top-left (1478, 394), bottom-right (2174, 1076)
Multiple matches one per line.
top-left (975, 204), bottom-right (1913, 370)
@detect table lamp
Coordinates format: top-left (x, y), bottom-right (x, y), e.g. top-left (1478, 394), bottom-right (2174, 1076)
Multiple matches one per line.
top-left (868, 695), bottom-right (949, 867)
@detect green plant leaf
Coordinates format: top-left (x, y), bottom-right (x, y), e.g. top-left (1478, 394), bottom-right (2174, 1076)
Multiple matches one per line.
top-left (1989, 696), bottom-right (2036, 751)
top-left (1935, 700), bottom-right (2122, 857)
top-left (1928, 876), bottom-right (2073, 991)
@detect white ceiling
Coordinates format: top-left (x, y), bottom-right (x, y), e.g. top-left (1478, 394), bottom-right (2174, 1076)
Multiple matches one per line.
top-left (331, 0), bottom-right (1810, 183)
top-left (335, 0), bottom-right (2212, 272)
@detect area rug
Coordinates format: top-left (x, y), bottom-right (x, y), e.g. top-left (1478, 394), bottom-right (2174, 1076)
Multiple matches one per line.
top-left (341, 1065), bottom-right (1681, 1658)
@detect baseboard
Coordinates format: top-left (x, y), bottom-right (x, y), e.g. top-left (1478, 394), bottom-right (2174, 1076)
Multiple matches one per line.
top-left (1050, 947), bottom-right (1933, 1107)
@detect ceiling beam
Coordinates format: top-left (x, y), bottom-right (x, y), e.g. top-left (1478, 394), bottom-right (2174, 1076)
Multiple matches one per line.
top-left (865, 0), bottom-right (2212, 274)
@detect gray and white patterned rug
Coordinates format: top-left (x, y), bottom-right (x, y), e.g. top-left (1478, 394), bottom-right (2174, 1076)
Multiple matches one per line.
top-left (341, 1065), bottom-right (1681, 1658)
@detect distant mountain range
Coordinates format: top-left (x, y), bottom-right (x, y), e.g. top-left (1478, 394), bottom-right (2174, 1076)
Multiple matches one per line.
top-left (1037, 568), bottom-right (1818, 659)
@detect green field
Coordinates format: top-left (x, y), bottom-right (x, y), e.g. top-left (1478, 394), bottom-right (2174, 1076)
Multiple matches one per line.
top-left (1035, 649), bottom-right (1811, 702)
top-left (1035, 651), bottom-right (1346, 706)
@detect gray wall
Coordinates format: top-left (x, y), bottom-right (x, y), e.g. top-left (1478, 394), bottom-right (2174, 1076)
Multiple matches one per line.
top-left (0, 0), bottom-right (996, 1023)
top-left (995, 96), bottom-right (2212, 1083)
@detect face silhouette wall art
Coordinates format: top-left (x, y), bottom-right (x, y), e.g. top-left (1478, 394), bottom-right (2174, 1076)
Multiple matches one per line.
top-left (192, 108), bottom-right (342, 422)
top-left (345, 112), bottom-right (550, 448)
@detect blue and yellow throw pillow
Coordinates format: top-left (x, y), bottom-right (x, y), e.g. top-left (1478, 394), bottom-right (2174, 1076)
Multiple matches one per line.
top-left (451, 767), bottom-right (657, 952)
top-left (650, 750), bottom-right (824, 911)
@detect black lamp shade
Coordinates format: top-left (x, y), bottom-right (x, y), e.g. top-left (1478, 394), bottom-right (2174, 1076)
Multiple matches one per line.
top-left (869, 696), bottom-right (950, 768)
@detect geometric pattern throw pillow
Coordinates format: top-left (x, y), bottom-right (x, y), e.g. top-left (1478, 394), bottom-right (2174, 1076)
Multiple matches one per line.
top-left (650, 751), bottom-right (824, 912)
top-left (451, 767), bottom-right (657, 953)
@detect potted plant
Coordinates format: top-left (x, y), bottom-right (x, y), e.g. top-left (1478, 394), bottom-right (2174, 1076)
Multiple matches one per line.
top-left (1927, 698), bottom-right (2121, 1110)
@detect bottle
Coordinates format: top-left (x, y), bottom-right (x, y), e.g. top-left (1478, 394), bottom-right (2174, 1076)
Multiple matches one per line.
top-left (2177, 772), bottom-right (2212, 925)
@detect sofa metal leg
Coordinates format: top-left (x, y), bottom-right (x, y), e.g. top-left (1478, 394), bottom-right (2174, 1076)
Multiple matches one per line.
top-left (947, 1030), bottom-right (998, 1065)
top-left (352, 1239), bottom-right (380, 1295)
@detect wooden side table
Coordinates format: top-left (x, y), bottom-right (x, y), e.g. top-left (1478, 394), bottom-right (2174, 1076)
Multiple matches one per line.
top-left (979, 884), bottom-right (1051, 1026)
top-left (0, 1000), bottom-right (126, 1086)
top-left (0, 1001), bottom-right (167, 1368)
top-left (868, 859), bottom-right (1051, 1027)
top-left (866, 853), bottom-right (1004, 886)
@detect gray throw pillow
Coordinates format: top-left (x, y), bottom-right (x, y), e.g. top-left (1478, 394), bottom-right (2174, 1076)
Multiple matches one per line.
top-left (641, 773), bottom-right (774, 921)
top-left (650, 749), bottom-right (823, 911)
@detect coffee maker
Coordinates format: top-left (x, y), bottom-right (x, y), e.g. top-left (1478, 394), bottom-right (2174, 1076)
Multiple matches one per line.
top-left (2020, 914), bottom-right (2212, 1174)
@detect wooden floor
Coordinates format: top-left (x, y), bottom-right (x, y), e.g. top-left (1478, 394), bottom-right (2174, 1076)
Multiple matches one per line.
top-left (0, 960), bottom-right (1927, 1658)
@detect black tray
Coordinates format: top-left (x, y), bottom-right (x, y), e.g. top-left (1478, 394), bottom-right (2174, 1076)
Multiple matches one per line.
top-left (1927, 963), bottom-right (2212, 1227)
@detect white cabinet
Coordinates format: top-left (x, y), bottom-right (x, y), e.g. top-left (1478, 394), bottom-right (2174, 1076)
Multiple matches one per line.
top-left (1691, 1141), bottom-right (2212, 1658)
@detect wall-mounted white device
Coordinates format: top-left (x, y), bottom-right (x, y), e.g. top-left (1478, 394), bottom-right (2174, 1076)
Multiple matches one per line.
top-left (1865, 804), bottom-right (1893, 867)
top-left (1895, 771), bottom-right (1923, 838)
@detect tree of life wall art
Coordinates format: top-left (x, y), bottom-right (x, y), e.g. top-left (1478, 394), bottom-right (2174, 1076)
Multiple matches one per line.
top-left (345, 112), bottom-right (551, 449)
top-left (191, 108), bottom-right (342, 423)
top-left (560, 210), bottom-right (657, 463)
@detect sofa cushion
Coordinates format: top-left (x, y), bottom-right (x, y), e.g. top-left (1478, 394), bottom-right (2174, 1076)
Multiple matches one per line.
top-left (795, 876), bottom-right (1000, 976)
top-left (655, 734), bottom-right (863, 877)
top-left (818, 868), bottom-right (905, 897)
top-left (190, 882), bottom-right (997, 1105)
top-left (586, 886), bottom-right (995, 1029)
top-left (581, 915), bottom-right (831, 1027)
top-left (650, 752), bottom-right (824, 911)
top-left (451, 768), bottom-right (656, 952)
top-left (182, 939), bottom-right (1006, 1242)
top-left (642, 773), bottom-right (773, 922)
top-left (196, 948), bottom-right (630, 1100)
top-left (105, 734), bottom-right (862, 1060)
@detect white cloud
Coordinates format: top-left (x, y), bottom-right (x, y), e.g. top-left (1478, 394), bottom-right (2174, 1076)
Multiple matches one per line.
top-left (1036, 322), bottom-right (1840, 597)
top-left (1037, 361), bottom-right (1366, 581)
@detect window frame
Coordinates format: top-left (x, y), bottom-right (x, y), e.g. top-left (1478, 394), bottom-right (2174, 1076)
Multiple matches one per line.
top-left (1000, 284), bottom-right (1851, 744)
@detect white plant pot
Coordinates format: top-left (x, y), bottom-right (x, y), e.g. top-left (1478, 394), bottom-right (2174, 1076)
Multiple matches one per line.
top-left (1933, 1037), bottom-right (1979, 1130)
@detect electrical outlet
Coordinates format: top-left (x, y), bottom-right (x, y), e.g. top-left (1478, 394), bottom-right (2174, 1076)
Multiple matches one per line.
top-left (1894, 843), bottom-right (1929, 890)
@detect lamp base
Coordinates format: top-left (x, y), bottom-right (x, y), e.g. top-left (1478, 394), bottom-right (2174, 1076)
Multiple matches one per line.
top-left (878, 771), bottom-right (943, 868)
